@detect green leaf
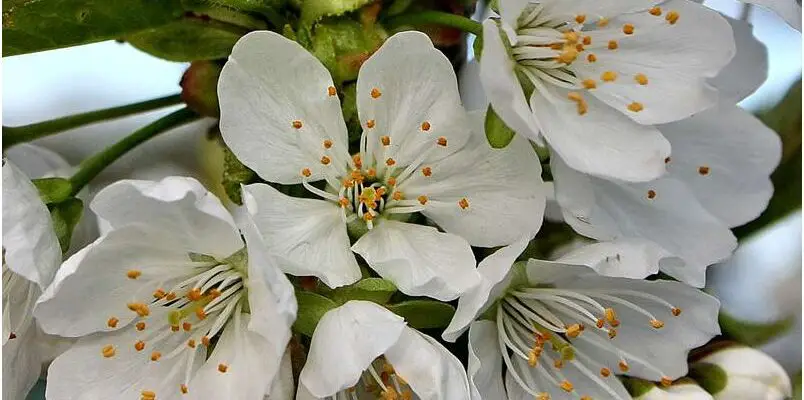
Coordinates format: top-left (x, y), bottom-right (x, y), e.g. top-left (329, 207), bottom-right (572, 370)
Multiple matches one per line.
top-left (32, 177), bottom-right (72, 205)
top-left (3, 0), bottom-right (185, 56)
top-left (294, 290), bottom-right (338, 337)
top-left (794, 371), bottom-right (801, 400)
top-left (127, 18), bottom-right (243, 62)
top-left (485, 106), bottom-right (516, 148)
top-left (310, 18), bottom-right (386, 83)
top-left (221, 142), bottom-right (257, 205)
top-left (718, 311), bottom-right (795, 347)
top-left (300, 0), bottom-right (374, 25)
top-left (49, 198), bottom-right (83, 254)
top-left (386, 300), bottom-right (455, 330)
top-left (330, 278), bottom-right (397, 304)
top-left (689, 362), bottom-right (728, 395)
top-left (182, 0), bottom-right (284, 16)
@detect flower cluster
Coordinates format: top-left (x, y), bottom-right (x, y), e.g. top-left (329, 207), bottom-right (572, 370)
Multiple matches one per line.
top-left (1, 0), bottom-right (796, 399)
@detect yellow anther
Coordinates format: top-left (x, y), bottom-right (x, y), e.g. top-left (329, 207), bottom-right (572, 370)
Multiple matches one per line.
top-left (650, 6), bottom-right (662, 16)
top-left (557, 48), bottom-right (578, 64)
top-left (698, 165), bottom-right (710, 175)
top-left (102, 344), bottom-right (115, 358)
top-left (619, 360), bottom-right (630, 372)
top-left (563, 31), bottom-right (579, 44)
top-left (582, 35), bottom-right (592, 45)
top-left (671, 307), bottom-right (682, 316)
top-left (565, 324), bottom-right (583, 338)
top-left (165, 292), bottom-right (177, 301)
top-left (581, 396), bottom-right (592, 400)
top-left (560, 380), bottom-right (574, 392)
top-left (582, 79), bottom-right (597, 89)
top-left (135, 340), bottom-right (145, 351)
top-left (605, 308), bottom-right (617, 324)
top-left (367, 168), bottom-right (376, 178)
top-left (195, 308), bottom-right (207, 320)
top-left (598, 17), bottom-right (609, 27)
top-left (575, 14), bottom-right (586, 24)
top-left (352, 154), bottom-right (363, 169)
top-left (537, 393), bottom-right (550, 400)
top-left (554, 359), bottom-right (564, 369)
top-left (363, 213), bottom-right (374, 222)
top-left (422, 167), bottom-right (432, 177)
top-left (417, 195), bottom-right (428, 205)
top-left (127, 270), bottom-right (141, 279)
top-left (371, 88), bottom-right (382, 98)
top-left (323, 139), bottom-right (333, 149)
top-left (650, 319), bottom-right (665, 329)
top-left (600, 367), bottom-right (611, 377)
top-left (635, 73), bottom-right (649, 85)
top-left (661, 376), bottom-right (673, 387)
top-left (292, 120), bottom-right (303, 129)
top-left (141, 390), bottom-right (156, 400)
top-left (181, 384), bottom-right (189, 394)
top-left (127, 302), bottom-right (150, 317)
top-left (437, 137), bottom-right (448, 147)
top-left (421, 121), bottom-right (431, 131)
top-left (381, 136), bottom-right (391, 146)
top-left (376, 187), bottom-right (386, 197)
top-left (666, 11), bottom-right (680, 24)
top-left (202, 336), bottom-right (211, 346)
top-left (387, 177), bottom-right (397, 186)
top-left (392, 191), bottom-right (403, 201)
top-left (608, 328), bottom-right (618, 339)
top-left (601, 71), bottom-right (617, 82)
top-left (328, 86), bottom-right (337, 96)
top-left (187, 288), bottom-right (202, 301)
top-left (385, 158), bottom-right (396, 166)
top-left (136, 322), bottom-right (146, 331)
top-left (182, 322), bottom-right (192, 331)
top-left (339, 198), bottom-right (350, 208)
top-left (150, 351), bottom-right (161, 361)
top-left (528, 350), bottom-right (539, 367)
top-left (366, 119), bottom-right (376, 128)
top-left (628, 102), bottom-right (644, 112)
top-left (458, 198), bottom-right (470, 209)
top-left (209, 289), bottom-right (221, 299)
top-left (608, 40), bottom-right (618, 50)
top-left (320, 156), bottom-right (331, 165)
top-left (107, 317), bottom-right (119, 328)
top-left (171, 325), bottom-right (180, 332)
top-left (647, 189), bottom-right (657, 200)
top-left (301, 168), bottom-right (312, 178)
top-left (587, 53), bottom-right (597, 63)
top-left (575, 43), bottom-right (585, 52)
top-left (596, 318), bottom-right (605, 328)
top-left (153, 289), bottom-right (166, 299)
top-left (623, 23), bottom-right (635, 34)
top-left (218, 363), bottom-right (228, 373)
top-left (187, 339), bottom-right (196, 348)
top-left (567, 92), bottom-right (584, 102)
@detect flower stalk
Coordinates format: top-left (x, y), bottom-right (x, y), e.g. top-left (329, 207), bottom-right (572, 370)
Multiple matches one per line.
top-left (385, 10), bottom-right (483, 36)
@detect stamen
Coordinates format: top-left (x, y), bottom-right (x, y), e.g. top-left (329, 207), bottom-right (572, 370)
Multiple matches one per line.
top-left (582, 79), bottom-right (597, 89)
top-left (458, 198), bottom-right (470, 209)
top-left (600, 367), bottom-right (611, 377)
top-left (601, 71), bottom-right (617, 82)
top-left (666, 11), bottom-right (680, 24)
top-left (618, 360), bottom-right (629, 372)
top-left (141, 391), bottom-right (156, 400)
top-left (153, 289), bottom-right (166, 299)
top-left (635, 73), bottom-right (649, 85)
top-left (560, 380), bottom-right (574, 392)
top-left (628, 102), bottom-right (644, 112)
top-left (623, 24), bottom-right (635, 35)
top-left (417, 195), bottom-right (428, 205)
top-left (181, 384), bottom-right (189, 394)
top-left (107, 317), bottom-right (119, 328)
top-left (385, 158), bottom-right (395, 166)
top-left (135, 341), bottom-right (145, 351)
top-left (218, 363), bottom-right (228, 373)
top-left (380, 136), bottom-right (391, 146)
top-left (136, 322), bottom-right (146, 331)
top-left (608, 40), bottom-right (618, 50)
top-left (292, 120), bottom-right (303, 129)
top-left (698, 166), bottom-right (710, 175)
top-left (421, 121), bottom-right (431, 131)
top-left (436, 137), bottom-right (447, 147)
top-left (650, 6), bottom-right (662, 16)
top-left (597, 17), bottom-right (609, 27)
top-left (661, 377), bottom-right (673, 387)
top-left (320, 156), bottom-right (331, 165)
top-left (583, 36), bottom-right (592, 45)
top-left (587, 54), bottom-right (597, 63)
top-left (650, 319), bottom-right (665, 329)
top-left (126, 270), bottom-right (142, 279)
top-left (101, 345), bottom-right (115, 358)
top-left (665, 157), bottom-right (672, 164)
top-left (328, 86), bottom-right (337, 96)
top-left (301, 168), bottom-right (312, 178)
top-left (127, 302), bottom-right (150, 317)
top-left (647, 190), bottom-right (657, 200)
top-left (672, 307), bottom-right (682, 316)
top-left (187, 339), bottom-right (196, 348)
top-left (323, 140), bottom-right (333, 149)
top-left (575, 15), bottom-right (586, 24)
top-left (421, 167), bottom-right (432, 177)
top-left (371, 88), bottom-right (382, 98)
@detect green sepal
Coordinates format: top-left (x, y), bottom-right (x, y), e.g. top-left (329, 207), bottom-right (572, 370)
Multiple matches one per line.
top-left (621, 377), bottom-right (657, 398)
top-left (48, 198), bottom-right (84, 254)
top-left (294, 290), bottom-right (338, 337)
top-left (127, 18), bottom-right (243, 62)
top-left (689, 362), bottom-right (728, 395)
top-left (386, 300), bottom-right (455, 330)
top-left (718, 311), bottom-right (795, 347)
top-left (32, 177), bottom-right (72, 205)
top-left (221, 143), bottom-right (257, 205)
top-left (330, 278), bottom-right (397, 304)
top-left (300, 0), bottom-right (374, 25)
top-left (485, 106), bottom-right (517, 149)
top-left (310, 18), bottom-right (386, 83)
top-left (384, 0), bottom-right (414, 17)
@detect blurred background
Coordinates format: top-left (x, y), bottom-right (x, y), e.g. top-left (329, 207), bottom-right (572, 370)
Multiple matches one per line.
top-left (2, 0), bottom-right (802, 397)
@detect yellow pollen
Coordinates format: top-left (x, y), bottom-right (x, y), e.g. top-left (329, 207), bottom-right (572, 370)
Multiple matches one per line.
top-left (171, 325), bottom-right (180, 332)
top-left (182, 322), bottom-right (192, 331)
top-left (650, 319), bottom-right (665, 329)
top-left (381, 136), bottom-right (391, 146)
top-left (127, 302), bottom-right (150, 317)
top-left (567, 92), bottom-right (584, 102)
top-left (619, 360), bottom-right (630, 372)
top-left (666, 11), bottom-right (680, 24)
top-left (554, 359), bottom-right (564, 369)
top-left (363, 213), bottom-right (374, 222)
top-left (601, 71), bottom-right (617, 82)
top-left (698, 165), bottom-right (710, 175)
top-left (181, 384), bottom-right (189, 394)
top-left (598, 17), bottom-right (609, 27)
top-left (437, 137), bottom-right (448, 147)
top-left (165, 292), bottom-right (177, 301)
top-left (587, 53), bottom-right (597, 63)
top-left (209, 289), bottom-right (221, 299)
top-left (583, 35), bottom-right (592, 45)
top-left (565, 324), bottom-right (583, 338)
top-left (367, 168), bottom-right (376, 178)
top-left (596, 319), bottom-right (605, 328)
top-left (141, 390), bottom-right (156, 400)
top-left (422, 167), bottom-right (432, 177)
top-left (458, 198), bottom-right (469, 209)
top-left (650, 6), bottom-right (662, 16)
top-left (647, 189), bottom-right (657, 200)
top-left (385, 158), bottom-right (396, 166)
top-left (218, 363), bottom-right (228, 373)
top-left (421, 121), bottom-right (431, 131)
top-left (292, 120), bottom-right (302, 129)
top-left (323, 139), bottom-right (333, 149)
top-left (195, 308), bottom-right (207, 320)
top-left (126, 270), bottom-right (141, 279)
top-left (135, 340), bottom-right (145, 351)
top-left (339, 197), bottom-right (350, 207)
top-left (107, 317), bottom-right (119, 328)
top-left (387, 177), bottom-right (397, 186)
top-left (328, 86), bottom-right (337, 96)
top-left (623, 24), bottom-right (635, 34)
top-left (661, 377), bottom-right (673, 387)
top-left (102, 344), bottom-right (115, 358)
top-left (575, 14), bottom-right (586, 24)
top-left (575, 43), bottom-right (585, 52)
top-left (392, 192), bottom-right (403, 201)
top-left (153, 289), bottom-right (166, 299)
top-left (635, 73), bottom-right (649, 85)
top-left (188, 339), bottom-right (196, 348)
top-left (628, 102), bottom-right (644, 112)
top-left (352, 154), bottom-right (363, 169)
top-left (366, 119), bottom-right (376, 129)
top-left (151, 351), bottom-right (161, 361)
top-left (371, 88), bottom-right (382, 98)
top-left (557, 48), bottom-right (578, 64)
top-left (202, 336), bottom-right (211, 347)
top-left (608, 40), bottom-right (618, 50)
top-left (301, 168), bottom-right (312, 178)
top-left (136, 322), bottom-right (146, 331)
top-left (560, 380), bottom-right (574, 392)
top-left (608, 328), bottom-right (618, 339)
top-left (600, 367), bottom-right (611, 377)
top-left (582, 79), bottom-right (597, 89)
top-left (320, 156), bottom-right (331, 165)
top-left (528, 350), bottom-right (538, 367)
top-left (604, 308), bottom-right (617, 324)
top-left (417, 195), bottom-right (428, 205)
top-left (187, 288), bottom-right (202, 301)
top-left (671, 307), bottom-right (682, 316)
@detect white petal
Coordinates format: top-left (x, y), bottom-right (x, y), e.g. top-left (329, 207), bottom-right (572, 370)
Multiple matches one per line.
top-left (385, 327), bottom-right (471, 400)
top-left (402, 111), bottom-right (545, 247)
top-left (352, 220), bottom-right (480, 301)
top-left (90, 177), bottom-right (243, 258)
top-left (34, 225), bottom-right (194, 337)
top-left (702, 346), bottom-right (792, 400)
top-left (357, 31), bottom-right (470, 168)
top-left (538, 0), bottom-right (660, 21)
top-left (243, 183), bottom-right (361, 288)
top-left (443, 236), bottom-right (530, 342)
top-left (743, 0), bottom-right (802, 30)
top-left (267, 350), bottom-right (295, 400)
top-left (2, 322), bottom-right (42, 400)
top-left (458, 60), bottom-right (487, 112)
top-left (5, 143), bottom-right (71, 179)
top-left (660, 103), bottom-right (782, 228)
top-left (556, 239), bottom-right (668, 279)
top-left (2, 161), bottom-right (61, 288)
top-left (466, 321), bottom-right (506, 400)
top-left (638, 383), bottom-right (714, 400)
top-left (219, 31), bottom-right (350, 185)
top-left (709, 17), bottom-right (768, 103)
top-left (188, 313), bottom-right (283, 400)
top-left (299, 301), bottom-right (406, 397)
top-left (480, 20), bottom-right (543, 141)
top-left (532, 85), bottom-right (670, 182)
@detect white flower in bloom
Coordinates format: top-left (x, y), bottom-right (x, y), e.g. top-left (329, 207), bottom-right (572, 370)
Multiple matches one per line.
top-left (442, 238), bottom-right (720, 400)
top-left (219, 30), bottom-right (545, 300)
top-left (2, 159), bottom-right (63, 400)
top-left (296, 300), bottom-right (470, 399)
top-left (33, 177), bottom-right (297, 400)
top-left (481, 0), bottom-right (735, 181)
top-left (695, 346), bottom-right (792, 400)
top-left (636, 381), bottom-right (713, 399)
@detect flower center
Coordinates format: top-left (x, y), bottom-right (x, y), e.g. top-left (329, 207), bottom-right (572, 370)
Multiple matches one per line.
top-left (335, 356), bottom-right (413, 400)
top-left (495, 286), bottom-right (682, 399)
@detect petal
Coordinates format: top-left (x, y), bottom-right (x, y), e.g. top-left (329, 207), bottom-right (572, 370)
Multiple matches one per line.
top-left (744, 0), bottom-right (802, 30)
top-left (2, 323), bottom-right (42, 400)
top-left (90, 177), bottom-right (243, 258)
top-left (188, 314), bottom-right (284, 400)
top-left (357, 31), bottom-right (471, 168)
top-left (443, 236), bottom-right (530, 342)
top-left (5, 143), bottom-right (71, 179)
top-left (219, 31), bottom-right (350, 185)
top-left (709, 17), bottom-right (768, 103)
top-left (34, 225), bottom-right (195, 337)
top-left (467, 321), bottom-right (506, 400)
top-left (538, 0), bottom-right (660, 20)
top-left (2, 161), bottom-right (61, 288)
top-left (480, 20), bottom-right (543, 141)
top-left (701, 346), bottom-right (792, 399)
top-left (267, 350), bottom-right (295, 400)
top-left (385, 327), bottom-right (471, 400)
top-left (401, 110), bottom-right (545, 247)
top-left (243, 184), bottom-right (361, 288)
top-left (660, 103), bottom-right (782, 228)
top-left (532, 85), bottom-right (670, 182)
top-left (556, 239), bottom-right (668, 279)
top-left (497, 0), bottom-right (530, 43)
top-left (458, 60), bottom-right (487, 112)
top-left (574, 0), bottom-right (734, 125)
top-left (299, 301), bottom-right (406, 397)
top-left (352, 220), bottom-right (480, 301)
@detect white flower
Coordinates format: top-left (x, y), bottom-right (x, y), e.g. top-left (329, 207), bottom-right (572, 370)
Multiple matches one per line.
top-left (219, 30), bottom-right (545, 300)
top-left (33, 177), bottom-right (297, 400)
top-left (296, 300), bottom-right (470, 399)
top-left (442, 238), bottom-right (721, 400)
top-left (693, 346), bottom-right (792, 400)
top-left (739, 0), bottom-right (801, 30)
top-left (480, 0), bottom-right (736, 182)
top-left (635, 381), bottom-right (713, 399)
top-left (2, 158), bottom-right (63, 400)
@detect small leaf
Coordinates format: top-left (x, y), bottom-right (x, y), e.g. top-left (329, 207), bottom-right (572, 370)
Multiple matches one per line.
top-left (688, 362), bottom-right (728, 395)
top-left (300, 0), bottom-right (374, 25)
top-left (49, 198), bottom-right (83, 254)
top-left (718, 311), bottom-right (795, 346)
top-left (294, 290), bottom-right (338, 337)
top-left (32, 177), bottom-right (73, 205)
top-left (485, 106), bottom-right (516, 148)
top-left (126, 18), bottom-right (243, 62)
top-left (221, 142), bottom-right (257, 205)
top-left (331, 278), bottom-right (397, 304)
top-left (386, 300), bottom-right (455, 330)
top-left (621, 377), bottom-right (656, 398)
top-left (310, 18), bottom-right (386, 83)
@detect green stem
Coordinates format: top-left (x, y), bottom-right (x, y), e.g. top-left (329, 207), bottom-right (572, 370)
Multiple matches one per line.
top-left (68, 107), bottom-right (199, 196)
top-left (3, 94), bottom-right (183, 150)
top-left (384, 10), bottom-right (483, 36)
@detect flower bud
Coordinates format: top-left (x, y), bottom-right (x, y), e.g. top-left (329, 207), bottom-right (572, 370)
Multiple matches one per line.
top-left (180, 60), bottom-right (222, 117)
top-left (691, 346), bottom-right (792, 400)
top-left (635, 382), bottom-right (713, 400)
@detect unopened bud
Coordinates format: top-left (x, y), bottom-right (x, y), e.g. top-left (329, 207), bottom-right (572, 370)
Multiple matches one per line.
top-left (691, 346), bottom-right (791, 400)
top-left (180, 61), bottom-right (222, 117)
